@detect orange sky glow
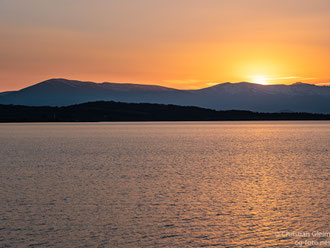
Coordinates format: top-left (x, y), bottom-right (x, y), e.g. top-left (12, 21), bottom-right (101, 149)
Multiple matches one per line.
top-left (0, 0), bottom-right (329, 91)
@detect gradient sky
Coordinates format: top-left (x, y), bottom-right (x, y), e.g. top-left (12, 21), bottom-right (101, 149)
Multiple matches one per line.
top-left (0, 0), bottom-right (329, 91)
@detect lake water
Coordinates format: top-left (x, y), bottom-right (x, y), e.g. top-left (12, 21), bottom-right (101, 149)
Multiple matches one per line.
top-left (0, 121), bottom-right (329, 247)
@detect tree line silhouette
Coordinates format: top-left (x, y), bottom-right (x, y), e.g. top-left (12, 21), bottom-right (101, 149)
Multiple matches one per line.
top-left (1, 101), bottom-right (330, 122)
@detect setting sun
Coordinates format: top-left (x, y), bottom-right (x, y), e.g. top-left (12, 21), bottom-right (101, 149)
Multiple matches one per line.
top-left (249, 75), bottom-right (269, 85)
top-left (1, 0), bottom-right (330, 91)
top-left (1, 1), bottom-right (330, 248)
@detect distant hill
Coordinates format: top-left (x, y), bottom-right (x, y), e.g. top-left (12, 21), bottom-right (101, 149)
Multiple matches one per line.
top-left (1, 101), bottom-right (329, 122)
top-left (1, 78), bottom-right (330, 113)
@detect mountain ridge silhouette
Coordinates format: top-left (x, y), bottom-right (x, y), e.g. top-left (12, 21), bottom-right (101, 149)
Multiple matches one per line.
top-left (1, 78), bottom-right (330, 113)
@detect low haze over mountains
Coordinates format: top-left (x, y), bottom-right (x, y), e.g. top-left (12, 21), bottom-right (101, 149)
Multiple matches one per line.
top-left (1, 78), bottom-right (330, 113)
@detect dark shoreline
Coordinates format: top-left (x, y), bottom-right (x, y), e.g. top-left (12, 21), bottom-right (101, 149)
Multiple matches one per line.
top-left (1, 101), bottom-right (330, 122)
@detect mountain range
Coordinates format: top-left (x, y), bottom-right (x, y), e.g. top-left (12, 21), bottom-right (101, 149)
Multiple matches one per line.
top-left (1, 78), bottom-right (330, 113)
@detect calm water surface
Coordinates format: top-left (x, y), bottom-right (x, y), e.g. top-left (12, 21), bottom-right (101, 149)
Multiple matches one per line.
top-left (0, 121), bottom-right (329, 247)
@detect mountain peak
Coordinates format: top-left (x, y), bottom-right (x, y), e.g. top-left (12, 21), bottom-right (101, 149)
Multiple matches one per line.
top-left (38, 78), bottom-right (77, 85)
top-left (291, 82), bottom-right (315, 86)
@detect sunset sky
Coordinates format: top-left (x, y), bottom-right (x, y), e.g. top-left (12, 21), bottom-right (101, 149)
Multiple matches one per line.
top-left (0, 0), bottom-right (329, 91)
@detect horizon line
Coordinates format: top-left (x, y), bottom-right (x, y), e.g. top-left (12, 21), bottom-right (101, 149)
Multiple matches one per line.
top-left (2, 77), bottom-right (330, 93)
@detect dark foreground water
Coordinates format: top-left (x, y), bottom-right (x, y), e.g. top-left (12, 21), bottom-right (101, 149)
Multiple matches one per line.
top-left (0, 122), bottom-right (329, 247)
